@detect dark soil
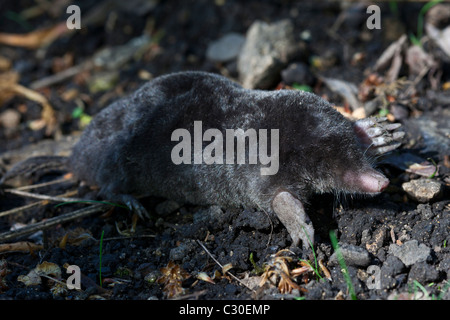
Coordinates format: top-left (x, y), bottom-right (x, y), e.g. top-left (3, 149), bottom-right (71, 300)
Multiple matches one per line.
top-left (0, 0), bottom-right (449, 302)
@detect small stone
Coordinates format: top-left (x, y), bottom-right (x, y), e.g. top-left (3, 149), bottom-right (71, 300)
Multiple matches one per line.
top-left (365, 227), bottom-right (386, 255)
top-left (361, 229), bottom-right (371, 244)
top-left (402, 179), bottom-right (443, 203)
top-left (281, 62), bottom-right (314, 86)
top-left (238, 19), bottom-right (300, 89)
top-left (206, 33), bottom-right (246, 63)
top-left (438, 254), bottom-right (450, 273)
top-left (408, 261), bottom-right (440, 284)
top-left (329, 243), bottom-right (371, 267)
top-left (388, 240), bottom-right (431, 267)
top-left (380, 255), bottom-right (405, 289)
top-left (169, 240), bottom-right (196, 262)
top-left (415, 203), bottom-right (435, 219)
top-left (0, 109), bottom-right (21, 130)
top-left (390, 104), bottom-right (409, 120)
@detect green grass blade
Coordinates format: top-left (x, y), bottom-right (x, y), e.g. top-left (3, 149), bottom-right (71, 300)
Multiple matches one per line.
top-left (329, 230), bottom-right (357, 300)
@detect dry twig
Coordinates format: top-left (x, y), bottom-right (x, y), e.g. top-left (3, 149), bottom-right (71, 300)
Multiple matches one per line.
top-left (0, 204), bottom-right (108, 242)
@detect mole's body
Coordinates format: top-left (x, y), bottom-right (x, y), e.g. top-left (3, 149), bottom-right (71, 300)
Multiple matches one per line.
top-left (68, 71), bottom-right (403, 248)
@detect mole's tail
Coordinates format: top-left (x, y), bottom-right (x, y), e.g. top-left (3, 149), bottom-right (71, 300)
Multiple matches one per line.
top-left (0, 155), bottom-right (68, 186)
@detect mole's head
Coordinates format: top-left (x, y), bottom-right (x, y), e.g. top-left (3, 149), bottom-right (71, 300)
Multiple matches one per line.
top-left (277, 92), bottom-right (389, 197)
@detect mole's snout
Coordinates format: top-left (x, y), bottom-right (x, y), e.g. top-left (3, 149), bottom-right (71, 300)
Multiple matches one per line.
top-left (360, 170), bottom-right (389, 193)
top-left (343, 169), bottom-right (390, 194)
top-left (378, 174), bottom-right (390, 192)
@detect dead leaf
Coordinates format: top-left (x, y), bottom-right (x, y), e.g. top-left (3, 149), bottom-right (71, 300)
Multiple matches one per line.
top-left (385, 43), bottom-right (403, 83)
top-left (18, 269), bottom-right (42, 286)
top-left (222, 263), bottom-right (233, 274)
top-left (374, 34), bottom-right (407, 72)
top-left (0, 22), bottom-right (71, 49)
top-left (0, 241), bottom-right (43, 253)
top-left (35, 261), bottom-right (62, 279)
top-left (50, 282), bottom-right (68, 297)
top-left (197, 272), bottom-right (215, 284)
top-left (13, 84), bottom-right (57, 135)
top-left (425, 4), bottom-right (450, 58)
top-left (259, 250), bottom-right (306, 294)
top-left (358, 73), bottom-right (384, 102)
top-left (405, 45), bottom-right (436, 77)
top-left (62, 228), bottom-right (94, 246)
top-left (320, 76), bottom-right (361, 110)
top-left (318, 259), bottom-right (332, 281)
top-left (17, 261), bottom-right (63, 289)
top-left (0, 56), bottom-right (11, 71)
top-left (0, 71), bottom-right (20, 105)
top-left (0, 70), bottom-right (57, 134)
top-left (61, 88), bottom-right (79, 101)
top-left (157, 261), bottom-right (190, 298)
top-left (406, 162), bottom-right (439, 177)
top-left (59, 233), bottom-right (69, 249)
top-left (335, 290), bottom-right (346, 300)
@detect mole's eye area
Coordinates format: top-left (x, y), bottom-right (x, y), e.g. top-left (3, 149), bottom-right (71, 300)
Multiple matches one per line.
top-left (342, 168), bottom-right (389, 193)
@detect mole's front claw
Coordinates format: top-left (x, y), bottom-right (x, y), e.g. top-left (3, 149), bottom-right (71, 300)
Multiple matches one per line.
top-left (118, 194), bottom-right (151, 220)
top-left (354, 116), bottom-right (404, 156)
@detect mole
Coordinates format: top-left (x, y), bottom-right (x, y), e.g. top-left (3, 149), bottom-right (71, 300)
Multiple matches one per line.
top-left (2, 71), bottom-right (404, 249)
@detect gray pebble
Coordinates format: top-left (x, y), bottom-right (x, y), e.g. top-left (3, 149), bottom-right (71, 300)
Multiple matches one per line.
top-left (380, 255), bottom-right (405, 289)
top-left (402, 179), bottom-right (443, 203)
top-left (238, 19), bottom-right (300, 89)
top-left (415, 203), bottom-right (435, 219)
top-left (206, 33), bottom-right (246, 63)
top-left (388, 240), bottom-right (431, 267)
top-left (281, 62), bottom-right (314, 86)
top-left (408, 261), bottom-right (440, 284)
top-left (169, 240), bottom-right (197, 262)
top-left (329, 243), bottom-right (371, 267)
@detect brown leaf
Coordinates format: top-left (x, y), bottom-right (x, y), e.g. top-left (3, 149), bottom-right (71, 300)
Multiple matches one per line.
top-left (0, 241), bottom-right (43, 253)
top-left (197, 272), bottom-right (215, 284)
top-left (0, 71), bottom-right (20, 105)
top-left (374, 34), bottom-right (407, 72)
top-left (405, 45), bottom-right (436, 77)
top-left (35, 261), bottom-right (62, 279)
top-left (59, 233), bottom-right (69, 249)
top-left (0, 70), bottom-right (57, 134)
top-left (158, 261), bottom-right (190, 298)
top-left (18, 269), bottom-right (42, 286)
top-left (318, 259), bottom-right (332, 281)
top-left (0, 22), bottom-right (71, 49)
top-left (0, 56), bottom-right (11, 72)
top-left (406, 161), bottom-right (439, 177)
top-left (18, 261), bottom-right (63, 291)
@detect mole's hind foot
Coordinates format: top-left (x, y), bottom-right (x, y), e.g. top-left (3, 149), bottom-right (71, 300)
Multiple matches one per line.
top-left (354, 117), bottom-right (404, 156)
top-left (113, 194), bottom-right (151, 220)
